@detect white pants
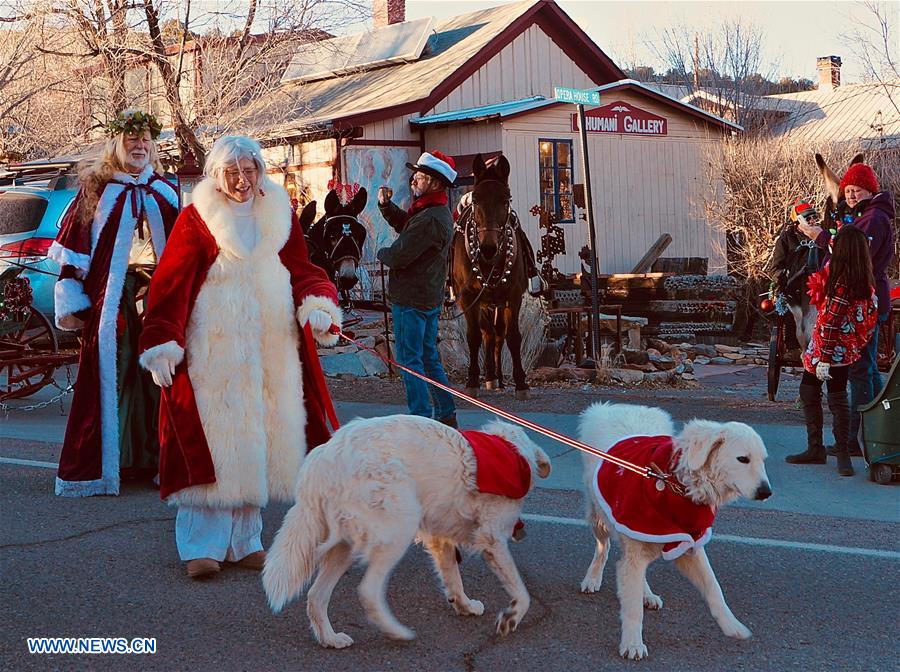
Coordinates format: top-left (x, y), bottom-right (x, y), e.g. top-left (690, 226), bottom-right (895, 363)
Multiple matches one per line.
top-left (175, 505), bottom-right (263, 562)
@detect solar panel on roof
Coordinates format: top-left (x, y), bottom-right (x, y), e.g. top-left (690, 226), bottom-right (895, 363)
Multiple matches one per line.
top-left (282, 17), bottom-right (434, 84)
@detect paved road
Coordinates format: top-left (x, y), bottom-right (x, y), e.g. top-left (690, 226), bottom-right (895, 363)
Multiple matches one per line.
top-left (2, 389), bottom-right (898, 671)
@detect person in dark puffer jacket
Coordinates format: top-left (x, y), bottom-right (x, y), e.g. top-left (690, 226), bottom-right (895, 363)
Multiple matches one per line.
top-left (376, 151), bottom-right (459, 428)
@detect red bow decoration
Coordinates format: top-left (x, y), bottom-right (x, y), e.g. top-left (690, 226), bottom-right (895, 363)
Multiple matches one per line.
top-left (806, 266), bottom-right (829, 310)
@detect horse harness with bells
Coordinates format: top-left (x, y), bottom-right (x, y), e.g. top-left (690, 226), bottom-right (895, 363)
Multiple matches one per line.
top-left (455, 179), bottom-right (520, 307)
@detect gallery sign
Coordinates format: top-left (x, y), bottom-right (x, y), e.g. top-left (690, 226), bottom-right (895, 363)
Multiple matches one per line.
top-left (571, 100), bottom-right (667, 136)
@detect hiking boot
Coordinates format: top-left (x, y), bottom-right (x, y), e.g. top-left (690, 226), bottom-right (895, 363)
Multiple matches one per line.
top-left (828, 389), bottom-right (855, 477)
top-left (826, 444), bottom-right (863, 458)
top-left (185, 558), bottom-right (220, 579)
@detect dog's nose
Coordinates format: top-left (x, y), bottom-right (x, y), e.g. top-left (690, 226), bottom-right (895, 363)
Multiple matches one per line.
top-left (754, 483), bottom-right (772, 501)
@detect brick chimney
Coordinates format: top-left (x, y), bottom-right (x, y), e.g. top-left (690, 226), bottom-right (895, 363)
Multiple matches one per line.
top-left (374, 0), bottom-right (405, 28)
top-left (817, 55), bottom-right (841, 90)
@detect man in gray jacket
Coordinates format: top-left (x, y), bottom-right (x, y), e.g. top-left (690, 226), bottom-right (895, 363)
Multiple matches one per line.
top-left (377, 151), bottom-right (458, 428)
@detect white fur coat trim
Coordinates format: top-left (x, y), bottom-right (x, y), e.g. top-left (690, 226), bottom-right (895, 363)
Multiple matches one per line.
top-left (297, 295), bottom-right (343, 347)
top-left (139, 340), bottom-right (185, 371)
top-left (190, 177), bottom-right (290, 260)
top-left (48, 241), bottom-right (90, 275)
top-left (171, 176), bottom-right (306, 509)
top-left (54, 278), bottom-right (91, 331)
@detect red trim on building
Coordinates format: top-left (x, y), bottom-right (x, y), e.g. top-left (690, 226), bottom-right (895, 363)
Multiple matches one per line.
top-left (346, 138), bottom-right (421, 147)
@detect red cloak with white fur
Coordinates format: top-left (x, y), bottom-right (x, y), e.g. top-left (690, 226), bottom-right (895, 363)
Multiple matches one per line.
top-left (138, 178), bottom-right (341, 506)
top-left (592, 436), bottom-right (715, 560)
top-left (49, 165), bottom-right (179, 497)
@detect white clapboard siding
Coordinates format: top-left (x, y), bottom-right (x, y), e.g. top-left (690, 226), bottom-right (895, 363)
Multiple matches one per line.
top-left (501, 91), bottom-right (727, 275)
top-left (424, 123), bottom-right (503, 156)
top-left (430, 25), bottom-right (595, 115)
top-left (359, 113), bottom-right (420, 142)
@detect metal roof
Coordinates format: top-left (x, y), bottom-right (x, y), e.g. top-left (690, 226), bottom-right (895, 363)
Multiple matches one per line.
top-left (410, 96), bottom-right (548, 125)
top-left (411, 79), bottom-right (742, 132)
top-left (246, 0), bottom-right (624, 140)
top-left (763, 79), bottom-right (900, 149)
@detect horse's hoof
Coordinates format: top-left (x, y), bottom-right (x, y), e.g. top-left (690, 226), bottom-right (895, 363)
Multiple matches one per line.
top-left (465, 387), bottom-right (480, 397)
top-left (515, 389), bottom-right (530, 400)
top-left (484, 379), bottom-right (499, 390)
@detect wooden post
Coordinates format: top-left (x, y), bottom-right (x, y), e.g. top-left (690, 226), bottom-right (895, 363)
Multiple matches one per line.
top-left (630, 233), bottom-right (673, 274)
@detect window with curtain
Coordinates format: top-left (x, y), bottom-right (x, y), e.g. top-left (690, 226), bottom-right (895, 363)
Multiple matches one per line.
top-left (538, 139), bottom-right (574, 223)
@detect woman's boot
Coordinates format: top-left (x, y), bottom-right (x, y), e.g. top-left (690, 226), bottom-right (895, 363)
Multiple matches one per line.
top-left (786, 384), bottom-right (827, 464)
top-left (828, 388), bottom-right (854, 477)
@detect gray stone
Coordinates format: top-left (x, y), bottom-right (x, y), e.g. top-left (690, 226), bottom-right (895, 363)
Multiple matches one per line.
top-left (607, 368), bottom-right (645, 385)
top-left (722, 352), bottom-right (743, 360)
top-left (715, 344), bottom-right (741, 353)
top-left (320, 351), bottom-right (368, 377)
top-left (645, 370), bottom-right (675, 383)
top-left (646, 338), bottom-right (671, 353)
top-left (689, 344), bottom-right (718, 358)
top-left (623, 349), bottom-right (650, 365)
top-left (649, 354), bottom-right (677, 371)
top-left (681, 372), bottom-right (697, 381)
top-left (358, 350), bottom-right (389, 376)
top-left (694, 356), bottom-right (711, 365)
top-left (710, 357), bottom-right (733, 365)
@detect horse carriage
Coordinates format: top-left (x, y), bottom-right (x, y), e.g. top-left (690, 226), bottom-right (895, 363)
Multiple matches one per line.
top-left (0, 267), bottom-right (77, 403)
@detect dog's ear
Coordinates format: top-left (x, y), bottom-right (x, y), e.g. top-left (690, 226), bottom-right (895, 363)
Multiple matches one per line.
top-left (535, 448), bottom-right (552, 479)
top-left (680, 420), bottom-right (726, 472)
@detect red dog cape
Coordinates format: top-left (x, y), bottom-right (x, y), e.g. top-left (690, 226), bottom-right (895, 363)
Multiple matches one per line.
top-left (592, 436), bottom-right (715, 560)
top-left (461, 430), bottom-right (531, 499)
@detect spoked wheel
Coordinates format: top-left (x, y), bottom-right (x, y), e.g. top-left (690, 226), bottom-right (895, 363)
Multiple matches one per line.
top-left (0, 307), bottom-right (59, 401)
top-left (767, 321), bottom-right (784, 402)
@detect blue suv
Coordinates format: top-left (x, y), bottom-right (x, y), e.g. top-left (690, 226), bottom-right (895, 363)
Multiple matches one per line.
top-left (0, 161), bottom-right (79, 323)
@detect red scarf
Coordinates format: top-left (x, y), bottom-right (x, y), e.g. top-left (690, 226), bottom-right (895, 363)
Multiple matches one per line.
top-left (593, 436), bottom-right (716, 560)
top-left (461, 430), bottom-right (532, 499)
top-left (408, 190), bottom-right (449, 217)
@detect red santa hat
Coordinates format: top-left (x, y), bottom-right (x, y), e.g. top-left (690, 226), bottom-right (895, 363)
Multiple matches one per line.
top-left (839, 163), bottom-right (879, 195)
top-left (406, 150), bottom-right (457, 186)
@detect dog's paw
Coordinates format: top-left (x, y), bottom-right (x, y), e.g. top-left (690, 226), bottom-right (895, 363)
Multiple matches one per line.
top-left (495, 607), bottom-right (521, 636)
top-left (320, 632), bottom-right (354, 649)
top-left (619, 638), bottom-right (648, 661)
top-left (721, 619), bottom-right (752, 640)
top-left (643, 593), bottom-right (663, 610)
top-left (384, 625), bottom-right (416, 642)
top-left (452, 598), bottom-right (484, 616)
top-left (580, 575), bottom-right (603, 593)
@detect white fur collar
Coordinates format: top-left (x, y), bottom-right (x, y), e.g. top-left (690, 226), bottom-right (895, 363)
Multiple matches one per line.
top-left (190, 177), bottom-right (292, 259)
top-left (112, 163), bottom-right (155, 185)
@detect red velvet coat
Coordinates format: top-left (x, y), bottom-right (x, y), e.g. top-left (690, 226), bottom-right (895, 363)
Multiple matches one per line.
top-left (139, 178), bottom-right (341, 505)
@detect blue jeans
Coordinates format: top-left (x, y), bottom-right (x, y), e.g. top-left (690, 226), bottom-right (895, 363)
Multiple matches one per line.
top-left (848, 314), bottom-right (887, 448)
top-left (391, 304), bottom-right (456, 421)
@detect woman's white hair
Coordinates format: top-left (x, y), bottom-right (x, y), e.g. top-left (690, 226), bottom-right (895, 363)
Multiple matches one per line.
top-left (205, 135), bottom-right (273, 196)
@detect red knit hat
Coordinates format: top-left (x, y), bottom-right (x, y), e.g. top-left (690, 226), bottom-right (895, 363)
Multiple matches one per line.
top-left (839, 163), bottom-right (879, 195)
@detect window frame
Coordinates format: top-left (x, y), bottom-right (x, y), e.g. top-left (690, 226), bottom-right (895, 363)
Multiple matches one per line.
top-left (538, 138), bottom-right (576, 224)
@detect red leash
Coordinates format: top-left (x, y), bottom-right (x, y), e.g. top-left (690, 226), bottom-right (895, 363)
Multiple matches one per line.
top-left (328, 325), bottom-right (672, 483)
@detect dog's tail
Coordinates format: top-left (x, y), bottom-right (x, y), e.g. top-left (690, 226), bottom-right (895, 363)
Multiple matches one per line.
top-left (262, 476), bottom-right (327, 614)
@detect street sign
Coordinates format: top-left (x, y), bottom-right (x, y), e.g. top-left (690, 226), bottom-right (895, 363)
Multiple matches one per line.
top-left (554, 86), bottom-right (600, 106)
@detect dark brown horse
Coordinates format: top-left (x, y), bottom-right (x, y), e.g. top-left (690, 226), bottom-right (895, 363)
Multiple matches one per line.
top-left (451, 154), bottom-right (530, 399)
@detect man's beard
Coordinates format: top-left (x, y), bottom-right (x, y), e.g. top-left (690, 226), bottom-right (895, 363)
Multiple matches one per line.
top-left (411, 183), bottom-right (425, 198)
top-left (127, 154), bottom-right (149, 171)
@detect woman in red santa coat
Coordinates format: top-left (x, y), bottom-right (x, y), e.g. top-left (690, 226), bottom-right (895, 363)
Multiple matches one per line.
top-left (138, 136), bottom-right (342, 579)
top-left (49, 109), bottom-right (179, 497)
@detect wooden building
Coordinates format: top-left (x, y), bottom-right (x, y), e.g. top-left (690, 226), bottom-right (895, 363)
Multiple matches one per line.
top-left (256, 0), bottom-right (740, 275)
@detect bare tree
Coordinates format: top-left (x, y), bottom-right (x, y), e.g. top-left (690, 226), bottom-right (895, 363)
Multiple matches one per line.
top-left (842, 0), bottom-right (899, 117)
top-left (654, 18), bottom-right (776, 128)
top-left (11, 0), bottom-right (369, 165)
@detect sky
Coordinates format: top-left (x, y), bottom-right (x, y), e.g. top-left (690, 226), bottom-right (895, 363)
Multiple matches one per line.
top-left (403, 0), bottom-right (899, 83)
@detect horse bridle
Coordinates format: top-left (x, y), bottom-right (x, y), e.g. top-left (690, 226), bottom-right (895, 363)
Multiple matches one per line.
top-left (458, 179), bottom-right (518, 290)
top-left (321, 215), bottom-right (364, 266)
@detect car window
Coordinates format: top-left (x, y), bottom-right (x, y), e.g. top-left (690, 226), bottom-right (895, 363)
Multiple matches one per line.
top-left (0, 192), bottom-right (49, 235)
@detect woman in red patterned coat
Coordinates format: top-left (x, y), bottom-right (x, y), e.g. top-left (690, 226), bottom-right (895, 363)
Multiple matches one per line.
top-left (138, 136), bottom-right (342, 579)
top-left (785, 226), bottom-right (877, 476)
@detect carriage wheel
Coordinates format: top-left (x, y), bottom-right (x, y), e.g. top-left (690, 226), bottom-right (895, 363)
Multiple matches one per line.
top-left (0, 307), bottom-right (59, 401)
top-left (767, 322), bottom-right (784, 402)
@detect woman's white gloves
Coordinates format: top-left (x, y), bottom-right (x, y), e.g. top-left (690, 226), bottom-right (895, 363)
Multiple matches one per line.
top-left (815, 362), bottom-right (832, 381)
top-left (147, 358), bottom-right (176, 388)
top-left (307, 309), bottom-right (333, 336)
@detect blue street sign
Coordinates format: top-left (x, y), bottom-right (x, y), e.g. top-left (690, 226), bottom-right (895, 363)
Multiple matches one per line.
top-left (554, 86), bottom-right (600, 106)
